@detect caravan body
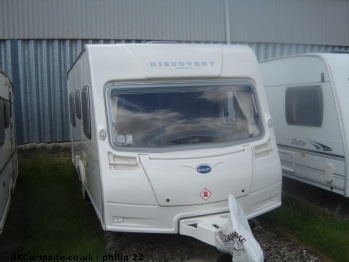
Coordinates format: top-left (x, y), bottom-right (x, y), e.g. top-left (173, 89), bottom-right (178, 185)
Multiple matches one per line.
top-left (261, 53), bottom-right (349, 197)
top-left (0, 69), bottom-right (17, 233)
top-left (67, 44), bottom-right (281, 242)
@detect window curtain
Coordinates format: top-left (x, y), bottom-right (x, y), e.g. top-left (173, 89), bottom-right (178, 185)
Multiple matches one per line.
top-left (234, 91), bottom-right (260, 136)
top-left (111, 96), bottom-right (119, 124)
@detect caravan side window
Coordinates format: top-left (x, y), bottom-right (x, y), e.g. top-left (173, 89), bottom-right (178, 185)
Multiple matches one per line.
top-left (69, 92), bottom-right (76, 127)
top-left (9, 91), bottom-right (12, 118)
top-left (3, 100), bottom-right (10, 129)
top-left (75, 90), bottom-right (81, 119)
top-left (81, 86), bottom-right (91, 139)
top-left (286, 86), bottom-right (323, 127)
top-left (0, 97), bottom-right (5, 146)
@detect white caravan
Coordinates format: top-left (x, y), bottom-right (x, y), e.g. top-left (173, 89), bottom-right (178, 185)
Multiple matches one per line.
top-left (260, 53), bottom-right (349, 197)
top-left (0, 69), bottom-right (17, 234)
top-left (67, 44), bottom-right (281, 245)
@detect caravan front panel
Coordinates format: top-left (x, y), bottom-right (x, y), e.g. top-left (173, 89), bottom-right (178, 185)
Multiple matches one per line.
top-left (67, 44), bottom-right (282, 233)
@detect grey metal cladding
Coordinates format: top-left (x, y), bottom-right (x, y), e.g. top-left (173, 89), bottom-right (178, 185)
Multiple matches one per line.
top-left (0, 39), bottom-right (86, 145)
top-left (2, 0), bottom-right (349, 45)
top-left (229, 0), bottom-right (349, 46)
top-left (0, 39), bottom-right (142, 145)
top-left (0, 0), bottom-right (226, 42)
top-left (1, 0), bottom-right (349, 145)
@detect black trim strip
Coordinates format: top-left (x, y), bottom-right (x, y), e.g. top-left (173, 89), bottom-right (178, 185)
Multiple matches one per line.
top-left (277, 144), bottom-right (344, 160)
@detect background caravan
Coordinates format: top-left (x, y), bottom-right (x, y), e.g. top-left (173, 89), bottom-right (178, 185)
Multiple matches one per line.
top-left (67, 43), bottom-right (282, 244)
top-left (260, 53), bottom-right (349, 197)
top-left (0, 69), bottom-right (18, 234)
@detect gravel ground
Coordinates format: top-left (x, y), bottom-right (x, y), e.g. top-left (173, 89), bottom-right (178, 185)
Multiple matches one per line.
top-left (253, 225), bottom-right (324, 262)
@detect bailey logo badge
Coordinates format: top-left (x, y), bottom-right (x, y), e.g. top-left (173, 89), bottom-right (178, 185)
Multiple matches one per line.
top-left (197, 164), bottom-right (212, 174)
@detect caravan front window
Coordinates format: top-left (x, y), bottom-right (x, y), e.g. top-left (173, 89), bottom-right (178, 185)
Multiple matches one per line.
top-left (106, 82), bottom-right (262, 150)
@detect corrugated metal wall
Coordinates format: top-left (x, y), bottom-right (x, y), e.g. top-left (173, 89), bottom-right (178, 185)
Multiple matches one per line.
top-left (229, 0), bottom-right (349, 46)
top-left (2, 40), bottom-right (348, 145)
top-left (250, 43), bottom-right (349, 61)
top-left (0, 39), bottom-right (139, 144)
top-left (1, 0), bottom-right (349, 144)
top-left (0, 0), bottom-right (226, 42)
top-left (1, 0), bottom-right (349, 46)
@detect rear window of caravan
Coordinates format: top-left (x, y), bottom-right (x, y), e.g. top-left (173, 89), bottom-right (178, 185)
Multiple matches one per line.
top-left (285, 86), bottom-right (323, 127)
